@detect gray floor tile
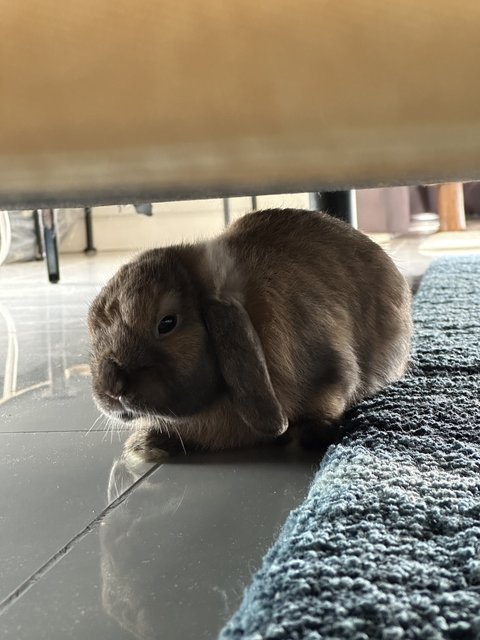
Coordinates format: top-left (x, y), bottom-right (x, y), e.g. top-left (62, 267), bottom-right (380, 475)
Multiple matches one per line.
top-left (0, 446), bottom-right (320, 640)
top-left (1, 379), bottom-right (109, 434)
top-left (0, 258), bottom-right (113, 434)
top-left (0, 431), bottom-right (150, 602)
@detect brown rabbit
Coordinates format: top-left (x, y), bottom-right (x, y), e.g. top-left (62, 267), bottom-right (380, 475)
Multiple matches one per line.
top-left (88, 209), bottom-right (412, 459)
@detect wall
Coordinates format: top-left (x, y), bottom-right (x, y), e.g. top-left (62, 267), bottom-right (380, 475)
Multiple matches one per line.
top-left (59, 193), bottom-right (311, 253)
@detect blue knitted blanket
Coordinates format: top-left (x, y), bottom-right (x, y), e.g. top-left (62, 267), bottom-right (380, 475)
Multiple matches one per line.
top-left (220, 256), bottom-right (480, 640)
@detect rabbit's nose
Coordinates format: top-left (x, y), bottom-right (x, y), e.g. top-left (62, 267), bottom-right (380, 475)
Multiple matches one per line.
top-left (102, 358), bottom-right (128, 399)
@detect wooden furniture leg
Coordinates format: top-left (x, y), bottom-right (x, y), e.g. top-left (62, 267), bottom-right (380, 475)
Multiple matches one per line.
top-left (438, 183), bottom-right (466, 231)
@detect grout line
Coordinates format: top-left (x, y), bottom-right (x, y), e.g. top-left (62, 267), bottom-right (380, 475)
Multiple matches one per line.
top-left (0, 430), bottom-right (130, 435)
top-left (0, 460), bottom-right (161, 616)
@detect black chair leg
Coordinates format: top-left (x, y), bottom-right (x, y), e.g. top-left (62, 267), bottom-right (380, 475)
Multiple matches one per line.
top-left (311, 190), bottom-right (357, 227)
top-left (40, 209), bottom-right (60, 283)
top-left (33, 210), bottom-right (44, 260)
top-left (84, 207), bottom-right (97, 255)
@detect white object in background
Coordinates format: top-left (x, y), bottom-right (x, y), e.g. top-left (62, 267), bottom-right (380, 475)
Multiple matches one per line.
top-left (0, 303), bottom-right (18, 400)
top-left (0, 210), bottom-right (12, 266)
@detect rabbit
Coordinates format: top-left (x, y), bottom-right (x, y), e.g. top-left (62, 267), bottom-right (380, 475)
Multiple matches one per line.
top-left (88, 208), bottom-right (412, 460)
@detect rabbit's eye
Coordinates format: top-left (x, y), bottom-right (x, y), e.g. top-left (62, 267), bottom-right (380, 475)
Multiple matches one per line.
top-left (157, 315), bottom-right (177, 335)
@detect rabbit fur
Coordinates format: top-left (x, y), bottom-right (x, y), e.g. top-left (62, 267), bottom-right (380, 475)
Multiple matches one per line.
top-left (88, 209), bottom-right (412, 459)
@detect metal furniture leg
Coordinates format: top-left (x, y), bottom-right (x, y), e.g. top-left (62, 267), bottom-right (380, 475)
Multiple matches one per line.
top-left (223, 198), bottom-right (231, 226)
top-left (39, 209), bottom-right (60, 283)
top-left (83, 207), bottom-right (97, 254)
top-left (310, 190), bottom-right (358, 227)
top-left (33, 210), bottom-right (44, 260)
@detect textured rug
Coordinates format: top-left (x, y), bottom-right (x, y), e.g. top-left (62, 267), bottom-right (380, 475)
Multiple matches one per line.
top-left (220, 256), bottom-right (480, 640)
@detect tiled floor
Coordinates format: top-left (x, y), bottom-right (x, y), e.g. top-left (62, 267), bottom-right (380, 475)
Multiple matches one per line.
top-left (1, 230), bottom-right (479, 639)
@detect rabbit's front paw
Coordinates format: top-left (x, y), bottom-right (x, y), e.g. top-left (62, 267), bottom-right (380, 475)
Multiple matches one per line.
top-left (124, 428), bottom-right (186, 462)
top-left (295, 417), bottom-right (343, 449)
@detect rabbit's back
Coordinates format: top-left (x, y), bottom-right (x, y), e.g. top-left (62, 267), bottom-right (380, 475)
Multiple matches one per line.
top-left (223, 209), bottom-right (412, 415)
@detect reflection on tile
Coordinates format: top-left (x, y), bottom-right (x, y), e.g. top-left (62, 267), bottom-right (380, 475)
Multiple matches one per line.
top-left (0, 431), bottom-right (141, 602)
top-left (0, 446), bottom-right (321, 640)
top-left (1, 378), bottom-right (110, 433)
top-left (0, 256), bottom-right (126, 433)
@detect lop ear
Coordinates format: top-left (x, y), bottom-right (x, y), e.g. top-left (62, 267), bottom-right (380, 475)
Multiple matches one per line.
top-left (203, 297), bottom-right (288, 437)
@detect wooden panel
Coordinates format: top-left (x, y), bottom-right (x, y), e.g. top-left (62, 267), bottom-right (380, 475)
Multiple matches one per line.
top-left (1, 1), bottom-right (480, 205)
